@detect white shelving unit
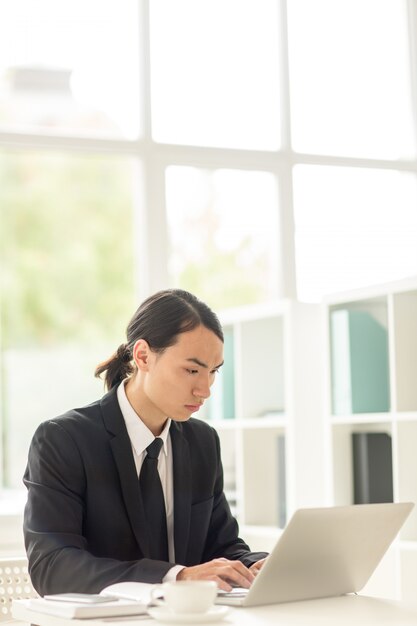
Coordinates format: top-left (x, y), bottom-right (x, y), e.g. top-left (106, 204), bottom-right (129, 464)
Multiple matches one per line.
top-left (323, 276), bottom-right (417, 602)
top-left (200, 299), bottom-right (325, 553)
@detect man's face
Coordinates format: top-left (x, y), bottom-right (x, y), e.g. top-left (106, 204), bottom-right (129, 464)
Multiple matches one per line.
top-left (142, 325), bottom-right (224, 422)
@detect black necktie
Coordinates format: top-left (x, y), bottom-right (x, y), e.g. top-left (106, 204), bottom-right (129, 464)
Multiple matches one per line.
top-left (139, 437), bottom-right (169, 561)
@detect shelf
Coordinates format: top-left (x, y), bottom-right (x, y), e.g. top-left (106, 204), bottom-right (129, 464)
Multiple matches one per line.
top-left (325, 278), bottom-right (417, 600)
top-left (200, 299), bottom-right (324, 557)
top-left (207, 302), bottom-right (292, 534)
top-left (330, 414), bottom-right (392, 425)
top-left (202, 302), bottom-right (290, 535)
top-left (394, 411), bottom-right (417, 422)
top-left (208, 416), bottom-right (287, 430)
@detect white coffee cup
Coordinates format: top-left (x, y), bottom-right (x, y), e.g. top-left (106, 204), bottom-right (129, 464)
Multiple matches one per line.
top-left (150, 580), bottom-right (217, 614)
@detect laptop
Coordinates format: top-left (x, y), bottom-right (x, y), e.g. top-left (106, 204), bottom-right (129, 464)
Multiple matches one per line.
top-left (217, 502), bottom-right (414, 607)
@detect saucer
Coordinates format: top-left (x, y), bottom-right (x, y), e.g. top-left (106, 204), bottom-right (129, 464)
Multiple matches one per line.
top-left (147, 605), bottom-right (229, 623)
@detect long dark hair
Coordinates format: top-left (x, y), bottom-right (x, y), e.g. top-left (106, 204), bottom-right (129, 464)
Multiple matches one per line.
top-left (95, 289), bottom-right (224, 390)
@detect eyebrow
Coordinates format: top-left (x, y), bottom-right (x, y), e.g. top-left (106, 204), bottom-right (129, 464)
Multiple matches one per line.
top-left (186, 357), bottom-right (224, 370)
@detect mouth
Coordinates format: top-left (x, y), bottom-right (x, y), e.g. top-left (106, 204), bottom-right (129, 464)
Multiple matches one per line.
top-left (184, 404), bottom-right (203, 413)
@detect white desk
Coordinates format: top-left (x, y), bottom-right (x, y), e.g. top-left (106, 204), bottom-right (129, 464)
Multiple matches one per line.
top-left (11, 594), bottom-right (417, 626)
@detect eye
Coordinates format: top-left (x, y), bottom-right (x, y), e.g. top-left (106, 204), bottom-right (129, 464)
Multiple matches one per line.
top-left (186, 368), bottom-right (199, 375)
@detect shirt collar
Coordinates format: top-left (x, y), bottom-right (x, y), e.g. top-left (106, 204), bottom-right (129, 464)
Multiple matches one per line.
top-left (117, 379), bottom-right (171, 457)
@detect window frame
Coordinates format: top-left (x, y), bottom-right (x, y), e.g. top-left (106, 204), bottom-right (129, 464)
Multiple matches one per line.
top-left (2, 0), bottom-right (417, 495)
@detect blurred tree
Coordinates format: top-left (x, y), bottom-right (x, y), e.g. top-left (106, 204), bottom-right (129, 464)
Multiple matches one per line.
top-left (169, 191), bottom-right (271, 311)
top-left (0, 151), bottom-right (136, 349)
top-left (177, 239), bottom-right (267, 311)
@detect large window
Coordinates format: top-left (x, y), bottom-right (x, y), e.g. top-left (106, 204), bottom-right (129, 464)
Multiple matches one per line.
top-left (0, 151), bottom-right (137, 487)
top-left (2, 0), bottom-right (417, 488)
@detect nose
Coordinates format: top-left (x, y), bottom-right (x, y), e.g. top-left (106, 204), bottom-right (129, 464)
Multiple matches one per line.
top-left (193, 376), bottom-right (211, 401)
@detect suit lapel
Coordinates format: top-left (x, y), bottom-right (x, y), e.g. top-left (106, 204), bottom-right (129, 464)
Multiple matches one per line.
top-left (171, 423), bottom-right (192, 564)
top-left (100, 388), bottom-right (151, 558)
top-left (100, 389), bottom-right (193, 563)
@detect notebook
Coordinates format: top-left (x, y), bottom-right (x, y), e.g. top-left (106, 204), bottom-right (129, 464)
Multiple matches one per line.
top-left (18, 597), bottom-right (147, 619)
top-left (12, 583), bottom-right (156, 622)
top-left (217, 502), bottom-right (414, 607)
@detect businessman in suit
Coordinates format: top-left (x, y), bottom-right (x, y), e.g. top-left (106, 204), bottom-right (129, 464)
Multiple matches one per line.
top-left (23, 289), bottom-right (267, 595)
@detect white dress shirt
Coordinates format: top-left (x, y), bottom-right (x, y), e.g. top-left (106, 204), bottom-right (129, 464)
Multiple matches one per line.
top-left (117, 380), bottom-right (183, 580)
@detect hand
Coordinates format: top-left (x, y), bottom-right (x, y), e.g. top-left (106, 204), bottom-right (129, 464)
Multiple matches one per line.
top-left (249, 557), bottom-right (267, 575)
top-left (176, 557), bottom-right (256, 591)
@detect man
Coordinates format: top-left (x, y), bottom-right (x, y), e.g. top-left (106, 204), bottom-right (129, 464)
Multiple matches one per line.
top-left (24, 289), bottom-right (267, 595)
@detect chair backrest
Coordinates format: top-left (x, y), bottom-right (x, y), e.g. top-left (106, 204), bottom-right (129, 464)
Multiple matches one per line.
top-left (0, 557), bottom-right (37, 622)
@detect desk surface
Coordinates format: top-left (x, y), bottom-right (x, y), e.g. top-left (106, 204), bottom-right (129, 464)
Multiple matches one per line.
top-left (11, 594), bottom-right (417, 626)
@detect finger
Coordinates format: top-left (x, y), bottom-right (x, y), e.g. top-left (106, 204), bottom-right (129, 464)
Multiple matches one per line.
top-left (215, 558), bottom-right (254, 579)
top-left (212, 575), bottom-right (233, 592)
top-left (230, 560), bottom-right (256, 583)
top-left (218, 564), bottom-right (255, 589)
top-left (249, 558), bottom-right (266, 573)
top-left (249, 562), bottom-right (261, 574)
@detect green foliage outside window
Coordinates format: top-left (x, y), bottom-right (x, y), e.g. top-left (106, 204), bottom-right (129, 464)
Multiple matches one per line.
top-left (0, 151), bottom-right (136, 349)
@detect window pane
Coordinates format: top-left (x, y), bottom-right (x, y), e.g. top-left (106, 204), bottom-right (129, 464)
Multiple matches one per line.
top-left (0, 0), bottom-right (140, 139)
top-left (150, 0), bottom-right (281, 150)
top-left (0, 151), bottom-right (138, 487)
top-left (287, 0), bottom-right (414, 158)
top-left (293, 165), bottom-right (417, 302)
top-left (165, 166), bottom-right (280, 309)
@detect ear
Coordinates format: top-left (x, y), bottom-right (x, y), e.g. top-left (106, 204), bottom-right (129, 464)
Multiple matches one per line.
top-left (132, 339), bottom-right (151, 372)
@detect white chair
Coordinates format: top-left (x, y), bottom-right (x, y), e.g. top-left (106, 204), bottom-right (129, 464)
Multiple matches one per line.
top-left (0, 557), bottom-right (37, 622)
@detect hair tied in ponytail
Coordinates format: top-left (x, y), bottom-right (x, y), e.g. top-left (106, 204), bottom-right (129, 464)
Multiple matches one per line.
top-left (117, 343), bottom-right (131, 363)
top-left (95, 289), bottom-right (223, 390)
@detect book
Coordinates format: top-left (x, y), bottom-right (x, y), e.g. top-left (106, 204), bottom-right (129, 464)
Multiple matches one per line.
top-left (19, 582), bottom-right (154, 619)
top-left (330, 309), bottom-right (390, 415)
top-left (352, 432), bottom-right (394, 504)
top-left (208, 327), bottom-right (235, 420)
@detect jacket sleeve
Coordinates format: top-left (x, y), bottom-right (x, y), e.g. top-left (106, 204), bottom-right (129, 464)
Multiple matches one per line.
top-left (23, 420), bottom-right (172, 595)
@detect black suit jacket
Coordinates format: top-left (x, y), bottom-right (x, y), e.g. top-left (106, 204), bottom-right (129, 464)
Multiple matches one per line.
top-left (23, 387), bottom-right (266, 595)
